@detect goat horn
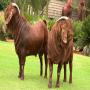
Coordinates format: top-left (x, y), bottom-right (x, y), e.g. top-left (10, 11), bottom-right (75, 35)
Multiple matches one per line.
top-left (11, 3), bottom-right (20, 14)
top-left (57, 16), bottom-right (69, 22)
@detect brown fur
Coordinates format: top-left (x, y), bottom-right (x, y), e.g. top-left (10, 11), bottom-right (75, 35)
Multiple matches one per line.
top-left (48, 18), bottom-right (73, 88)
top-left (5, 3), bottom-right (48, 80)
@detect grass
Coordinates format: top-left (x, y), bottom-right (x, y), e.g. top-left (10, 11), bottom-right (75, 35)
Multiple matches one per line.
top-left (0, 41), bottom-right (90, 90)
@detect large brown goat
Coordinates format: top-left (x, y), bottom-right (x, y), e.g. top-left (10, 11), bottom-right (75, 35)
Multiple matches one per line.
top-left (4, 3), bottom-right (48, 80)
top-left (48, 16), bottom-right (73, 88)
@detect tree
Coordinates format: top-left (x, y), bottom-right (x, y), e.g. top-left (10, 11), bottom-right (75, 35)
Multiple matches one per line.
top-left (86, 0), bottom-right (90, 10)
top-left (30, 0), bottom-right (49, 15)
top-left (0, 0), bottom-right (49, 15)
top-left (0, 0), bottom-right (11, 9)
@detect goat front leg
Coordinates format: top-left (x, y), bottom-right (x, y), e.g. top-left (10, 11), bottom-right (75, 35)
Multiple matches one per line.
top-left (56, 64), bottom-right (62, 88)
top-left (18, 55), bottom-right (26, 80)
top-left (63, 63), bottom-right (67, 82)
top-left (48, 60), bottom-right (53, 88)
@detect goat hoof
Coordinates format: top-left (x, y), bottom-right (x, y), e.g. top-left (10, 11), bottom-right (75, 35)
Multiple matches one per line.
top-left (63, 79), bottom-right (66, 82)
top-left (40, 74), bottom-right (42, 76)
top-left (69, 80), bottom-right (72, 84)
top-left (48, 83), bottom-right (52, 88)
top-left (20, 76), bottom-right (24, 80)
top-left (18, 76), bottom-right (21, 78)
top-left (40, 72), bottom-right (43, 76)
top-left (44, 75), bottom-right (47, 79)
top-left (55, 83), bottom-right (60, 88)
top-left (18, 72), bottom-right (21, 78)
top-left (18, 74), bottom-right (21, 78)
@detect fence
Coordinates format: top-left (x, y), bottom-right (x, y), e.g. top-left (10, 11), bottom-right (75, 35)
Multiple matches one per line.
top-left (44, 0), bottom-right (65, 19)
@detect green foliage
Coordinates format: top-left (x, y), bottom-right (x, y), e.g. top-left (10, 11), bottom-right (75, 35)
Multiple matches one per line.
top-left (0, 0), bottom-right (11, 9)
top-left (0, 0), bottom-right (49, 15)
top-left (83, 45), bottom-right (90, 56)
top-left (0, 14), bottom-right (4, 26)
top-left (0, 3), bottom-right (3, 10)
top-left (24, 13), bottom-right (55, 31)
top-left (73, 15), bottom-right (90, 55)
top-left (86, 0), bottom-right (90, 10)
top-left (48, 19), bottom-right (55, 31)
top-left (0, 13), bottom-right (6, 40)
top-left (30, 0), bottom-right (49, 15)
top-left (80, 15), bottom-right (90, 46)
top-left (15, 0), bottom-right (30, 13)
top-left (0, 12), bottom-right (13, 40)
top-left (73, 21), bottom-right (83, 48)
top-left (24, 13), bottom-right (47, 23)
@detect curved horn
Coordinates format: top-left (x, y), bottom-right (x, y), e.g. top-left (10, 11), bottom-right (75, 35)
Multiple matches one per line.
top-left (57, 16), bottom-right (69, 22)
top-left (11, 3), bottom-right (20, 14)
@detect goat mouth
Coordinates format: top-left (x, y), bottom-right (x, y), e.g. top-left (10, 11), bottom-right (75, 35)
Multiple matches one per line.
top-left (62, 39), bottom-right (67, 44)
top-left (5, 21), bottom-right (9, 25)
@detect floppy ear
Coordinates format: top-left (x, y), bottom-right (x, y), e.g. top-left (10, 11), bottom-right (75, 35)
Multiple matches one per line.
top-left (5, 11), bottom-right (13, 24)
top-left (5, 3), bottom-right (20, 24)
top-left (61, 29), bottom-right (68, 44)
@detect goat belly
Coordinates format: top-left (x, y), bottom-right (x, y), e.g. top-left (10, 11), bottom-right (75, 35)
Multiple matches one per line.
top-left (48, 30), bottom-right (65, 64)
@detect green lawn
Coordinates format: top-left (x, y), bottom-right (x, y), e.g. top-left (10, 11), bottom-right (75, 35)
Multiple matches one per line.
top-left (0, 41), bottom-right (90, 90)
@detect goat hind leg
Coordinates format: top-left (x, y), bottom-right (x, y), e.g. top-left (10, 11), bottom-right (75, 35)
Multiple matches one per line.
top-left (44, 52), bottom-right (48, 78)
top-left (69, 60), bottom-right (72, 83)
top-left (18, 55), bottom-right (26, 80)
top-left (39, 54), bottom-right (43, 76)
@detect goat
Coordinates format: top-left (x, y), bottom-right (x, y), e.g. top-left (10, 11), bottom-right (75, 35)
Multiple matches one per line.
top-left (4, 3), bottom-right (48, 80)
top-left (48, 16), bottom-right (73, 88)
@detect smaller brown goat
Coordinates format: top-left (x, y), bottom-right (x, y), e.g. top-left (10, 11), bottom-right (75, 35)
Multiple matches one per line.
top-left (48, 16), bottom-right (73, 88)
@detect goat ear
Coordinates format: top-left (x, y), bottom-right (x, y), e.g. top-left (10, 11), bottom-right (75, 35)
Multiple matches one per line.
top-left (61, 29), bottom-right (67, 44)
top-left (5, 11), bottom-right (13, 24)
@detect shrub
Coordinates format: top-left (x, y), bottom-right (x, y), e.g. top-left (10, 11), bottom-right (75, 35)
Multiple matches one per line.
top-left (0, 12), bottom-right (5, 30)
top-left (24, 13), bottom-right (55, 31)
top-left (47, 18), bottom-right (55, 31)
top-left (24, 13), bottom-right (35, 23)
top-left (73, 17), bottom-right (90, 56)
top-left (81, 15), bottom-right (90, 46)
top-left (0, 12), bottom-right (13, 40)
top-left (0, 13), bottom-right (6, 40)
top-left (79, 15), bottom-right (90, 55)
top-left (73, 20), bottom-right (83, 49)
top-left (83, 45), bottom-right (90, 56)
top-left (24, 13), bottom-right (48, 23)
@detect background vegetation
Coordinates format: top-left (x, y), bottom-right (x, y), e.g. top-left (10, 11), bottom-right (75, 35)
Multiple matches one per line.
top-left (0, 0), bottom-right (90, 55)
top-left (73, 15), bottom-right (90, 56)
